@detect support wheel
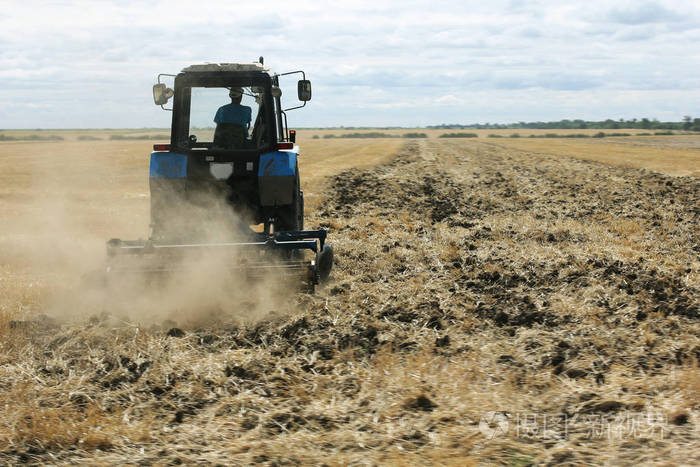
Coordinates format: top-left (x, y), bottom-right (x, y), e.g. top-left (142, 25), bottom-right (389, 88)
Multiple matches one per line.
top-left (316, 244), bottom-right (333, 283)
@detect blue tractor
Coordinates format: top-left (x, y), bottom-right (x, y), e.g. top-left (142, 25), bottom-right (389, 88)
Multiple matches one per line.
top-left (107, 58), bottom-right (333, 292)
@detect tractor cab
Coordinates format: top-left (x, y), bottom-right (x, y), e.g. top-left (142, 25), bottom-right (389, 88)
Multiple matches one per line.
top-left (153, 61), bottom-right (310, 156)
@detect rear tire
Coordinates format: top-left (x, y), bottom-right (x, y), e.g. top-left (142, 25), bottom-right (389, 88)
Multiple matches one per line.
top-left (276, 169), bottom-right (304, 262)
top-left (276, 169), bottom-right (302, 232)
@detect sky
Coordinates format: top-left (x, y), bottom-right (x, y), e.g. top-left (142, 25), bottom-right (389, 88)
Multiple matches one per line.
top-left (1, 0), bottom-right (699, 128)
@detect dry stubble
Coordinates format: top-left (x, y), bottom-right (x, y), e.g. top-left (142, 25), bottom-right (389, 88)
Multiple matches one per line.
top-left (0, 134), bottom-right (698, 464)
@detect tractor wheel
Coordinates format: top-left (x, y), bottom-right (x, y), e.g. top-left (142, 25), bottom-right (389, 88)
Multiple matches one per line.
top-left (276, 170), bottom-right (302, 232)
top-left (317, 244), bottom-right (333, 283)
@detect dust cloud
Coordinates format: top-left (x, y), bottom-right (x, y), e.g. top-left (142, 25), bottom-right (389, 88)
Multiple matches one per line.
top-left (2, 155), bottom-right (302, 328)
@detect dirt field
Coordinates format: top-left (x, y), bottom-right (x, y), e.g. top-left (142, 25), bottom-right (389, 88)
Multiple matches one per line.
top-left (0, 133), bottom-right (699, 464)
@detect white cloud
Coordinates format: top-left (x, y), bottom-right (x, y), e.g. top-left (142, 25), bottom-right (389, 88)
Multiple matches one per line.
top-left (606, 1), bottom-right (684, 25)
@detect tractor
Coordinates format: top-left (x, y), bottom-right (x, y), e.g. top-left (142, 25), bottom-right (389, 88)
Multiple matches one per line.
top-left (106, 58), bottom-right (333, 292)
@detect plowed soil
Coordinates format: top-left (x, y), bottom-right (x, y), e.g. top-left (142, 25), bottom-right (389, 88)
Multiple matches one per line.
top-left (1, 138), bottom-right (699, 465)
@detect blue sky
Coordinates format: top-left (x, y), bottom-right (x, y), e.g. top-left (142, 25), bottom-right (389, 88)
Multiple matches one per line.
top-left (1, 0), bottom-right (698, 128)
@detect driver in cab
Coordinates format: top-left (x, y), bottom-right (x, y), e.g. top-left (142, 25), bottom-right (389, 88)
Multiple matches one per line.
top-left (214, 87), bottom-right (252, 137)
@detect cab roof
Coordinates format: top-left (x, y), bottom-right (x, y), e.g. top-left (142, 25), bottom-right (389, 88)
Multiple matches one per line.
top-left (180, 62), bottom-right (269, 73)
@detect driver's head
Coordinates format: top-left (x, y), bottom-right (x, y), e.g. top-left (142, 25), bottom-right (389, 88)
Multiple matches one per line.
top-left (229, 87), bottom-right (243, 103)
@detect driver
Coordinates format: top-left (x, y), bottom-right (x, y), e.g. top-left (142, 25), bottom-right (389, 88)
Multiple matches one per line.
top-left (214, 87), bottom-right (252, 137)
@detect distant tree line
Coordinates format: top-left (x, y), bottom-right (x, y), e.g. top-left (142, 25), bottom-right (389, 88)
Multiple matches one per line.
top-left (428, 117), bottom-right (700, 131)
top-left (439, 132), bottom-right (478, 138)
top-left (0, 133), bottom-right (64, 141)
top-left (318, 132), bottom-right (427, 139)
top-left (486, 132), bottom-right (674, 139)
top-left (109, 134), bottom-right (170, 140)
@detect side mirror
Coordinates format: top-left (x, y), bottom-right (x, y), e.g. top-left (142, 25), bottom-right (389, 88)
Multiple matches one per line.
top-left (297, 80), bottom-right (312, 101)
top-left (153, 83), bottom-right (174, 106)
